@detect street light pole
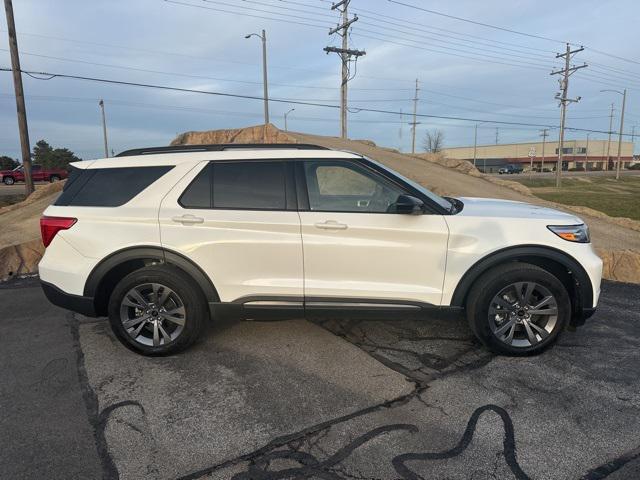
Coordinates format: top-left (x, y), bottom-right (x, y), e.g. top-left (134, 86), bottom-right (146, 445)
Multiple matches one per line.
top-left (245, 30), bottom-right (269, 141)
top-left (99, 99), bottom-right (109, 158)
top-left (284, 108), bottom-right (295, 132)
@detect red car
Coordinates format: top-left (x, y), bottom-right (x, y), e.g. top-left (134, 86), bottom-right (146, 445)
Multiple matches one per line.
top-left (0, 164), bottom-right (68, 185)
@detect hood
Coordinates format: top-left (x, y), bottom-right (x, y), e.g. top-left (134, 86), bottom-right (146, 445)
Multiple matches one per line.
top-left (456, 197), bottom-right (583, 223)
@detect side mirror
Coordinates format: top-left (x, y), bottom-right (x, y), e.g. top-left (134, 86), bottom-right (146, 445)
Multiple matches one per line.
top-left (392, 194), bottom-right (424, 215)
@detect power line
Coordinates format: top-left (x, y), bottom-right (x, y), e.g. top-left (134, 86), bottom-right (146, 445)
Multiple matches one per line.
top-left (387, 0), bottom-right (640, 66)
top-left (164, 0), bottom-right (329, 29)
top-left (3, 66), bottom-right (636, 137)
top-left (387, 0), bottom-right (569, 45)
top-left (225, 0), bottom-right (556, 63)
top-left (354, 32), bottom-right (553, 72)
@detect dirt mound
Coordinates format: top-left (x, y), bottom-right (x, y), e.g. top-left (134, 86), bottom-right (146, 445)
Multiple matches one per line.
top-left (598, 249), bottom-right (640, 283)
top-left (414, 152), bottom-right (532, 195)
top-left (0, 181), bottom-right (64, 216)
top-left (171, 123), bottom-right (297, 145)
top-left (0, 238), bottom-right (44, 281)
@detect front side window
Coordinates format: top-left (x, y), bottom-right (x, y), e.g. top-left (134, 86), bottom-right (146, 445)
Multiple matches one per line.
top-left (303, 160), bottom-right (407, 213)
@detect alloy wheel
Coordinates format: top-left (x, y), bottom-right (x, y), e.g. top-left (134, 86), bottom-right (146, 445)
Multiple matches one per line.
top-left (488, 281), bottom-right (558, 348)
top-left (119, 283), bottom-right (186, 347)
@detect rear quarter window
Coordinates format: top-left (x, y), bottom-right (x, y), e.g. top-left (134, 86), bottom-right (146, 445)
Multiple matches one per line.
top-left (55, 166), bottom-right (173, 207)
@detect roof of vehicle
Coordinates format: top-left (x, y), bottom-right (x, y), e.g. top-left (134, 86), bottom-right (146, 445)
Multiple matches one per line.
top-left (71, 144), bottom-right (362, 169)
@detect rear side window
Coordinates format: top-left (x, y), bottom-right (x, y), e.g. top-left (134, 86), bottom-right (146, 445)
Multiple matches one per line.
top-left (213, 161), bottom-right (286, 210)
top-left (179, 164), bottom-right (212, 209)
top-left (55, 166), bottom-right (172, 207)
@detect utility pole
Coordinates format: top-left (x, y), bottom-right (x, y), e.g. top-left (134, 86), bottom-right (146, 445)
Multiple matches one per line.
top-left (495, 128), bottom-right (499, 145)
top-left (601, 89), bottom-right (628, 180)
top-left (605, 103), bottom-right (614, 171)
top-left (324, 0), bottom-right (365, 139)
top-left (615, 89), bottom-right (627, 180)
top-left (585, 133), bottom-right (590, 170)
top-left (98, 99), bottom-right (109, 158)
top-left (245, 30), bottom-right (269, 141)
top-left (398, 108), bottom-right (403, 152)
top-left (550, 43), bottom-right (587, 187)
top-left (473, 124), bottom-right (478, 168)
top-left (4, 0), bottom-right (33, 196)
top-left (540, 128), bottom-right (549, 172)
top-left (410, 78), bottom-right (419, 154)
top-left (283, 108), bottom-right (294, 132)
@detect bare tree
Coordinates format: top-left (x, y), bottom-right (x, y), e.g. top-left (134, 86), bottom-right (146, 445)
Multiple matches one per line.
top-left (423, 129), bottom-right (444, 153)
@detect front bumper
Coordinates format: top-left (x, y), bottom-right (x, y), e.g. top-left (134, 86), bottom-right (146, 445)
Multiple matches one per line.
top-left (41, 280), bottom-right (97, 317)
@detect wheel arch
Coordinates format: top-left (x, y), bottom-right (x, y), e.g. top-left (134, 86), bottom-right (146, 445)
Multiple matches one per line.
top-left (450, 245), bottom-right (593, 316)
top-left (84, 246), bottom-right (220, 317)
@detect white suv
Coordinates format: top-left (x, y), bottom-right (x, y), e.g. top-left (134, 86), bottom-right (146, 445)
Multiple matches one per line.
top-left (38, 144), bottom-right (602, 356)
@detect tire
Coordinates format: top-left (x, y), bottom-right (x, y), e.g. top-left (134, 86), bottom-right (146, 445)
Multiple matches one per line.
top-left (49, 175), bottom-right (60, 182)
top-left (465, 263), bottom-right (571, 356)
top-left (3, 176), bottom-right (14, 185)
top-left (107, 265), bottom-right (208, 356)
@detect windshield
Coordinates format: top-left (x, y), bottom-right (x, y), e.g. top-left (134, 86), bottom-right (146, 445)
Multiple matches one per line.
top-left (365, 157), bottom-right (454, 211)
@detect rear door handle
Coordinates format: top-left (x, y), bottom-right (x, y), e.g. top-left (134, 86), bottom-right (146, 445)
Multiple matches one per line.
top-left (172, 214), bottom-right (204, 225)
top-left (314, 220), bottom-right (348, 230)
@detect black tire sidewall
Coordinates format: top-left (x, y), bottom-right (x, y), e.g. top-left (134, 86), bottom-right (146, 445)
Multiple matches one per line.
top-left (468, 265), bottom-right (571, 356)
top-left (107, 266), bottom-right (207, 356)
top-left (4, 177), bottom-right (14, 185)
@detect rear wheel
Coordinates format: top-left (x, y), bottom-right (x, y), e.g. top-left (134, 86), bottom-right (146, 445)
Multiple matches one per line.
top-left (466, 263), bottom-right (571, 356)
top-left (3, 176), bottom-right (14, 185)
top-left (49, 175), bottom-right (61, 182)
top-left (108, 265), bottom-right (207, 355)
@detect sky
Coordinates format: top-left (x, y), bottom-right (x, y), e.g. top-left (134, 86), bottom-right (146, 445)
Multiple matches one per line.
top-left (1, 0), bottom-right (639, 160)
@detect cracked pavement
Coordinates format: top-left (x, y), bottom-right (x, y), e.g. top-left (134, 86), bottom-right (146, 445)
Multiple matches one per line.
top-left (1, 279), bottom-right (640, 479)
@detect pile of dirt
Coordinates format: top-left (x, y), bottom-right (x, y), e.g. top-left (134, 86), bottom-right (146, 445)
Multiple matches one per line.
top-left (413, 152), bottom-right (532, 195)
top-left (0, 239), bottom-right (44, 280)
top-left (0, 182), bottom-right (64, 280)
top-left (171, 123), bottom-right (296, 145)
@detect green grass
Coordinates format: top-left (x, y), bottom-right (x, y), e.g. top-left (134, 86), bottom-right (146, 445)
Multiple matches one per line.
top-left (507, 175), bottom-right (640, 220)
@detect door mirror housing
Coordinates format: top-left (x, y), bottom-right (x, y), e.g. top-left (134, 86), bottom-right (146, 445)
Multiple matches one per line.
top-left (392, 194), bottom-right (425, 215)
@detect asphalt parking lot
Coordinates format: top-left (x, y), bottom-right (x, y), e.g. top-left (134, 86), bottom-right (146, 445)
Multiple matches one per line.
top-left (1, 278), bottom-right (639, 480)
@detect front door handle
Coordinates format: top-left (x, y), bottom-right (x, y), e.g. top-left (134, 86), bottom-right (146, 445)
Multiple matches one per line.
top-left (172, 214), bottom-right (204, 225)
top-left (314, 220), bottom-right (348, 230)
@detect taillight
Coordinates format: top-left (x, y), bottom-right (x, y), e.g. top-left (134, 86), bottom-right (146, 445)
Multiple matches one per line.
top-left (40, 216), bottom-right (77, 247)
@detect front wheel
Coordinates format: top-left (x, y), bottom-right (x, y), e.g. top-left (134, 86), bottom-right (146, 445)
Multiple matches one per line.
top-left (108, 265), bottom-right (207, 355)
top-left (3, 177), bottom-right (14, 185)
top-left (466, 263), bottom-right (571, 356)
top-left (49, 175), bottom-right (60, 182)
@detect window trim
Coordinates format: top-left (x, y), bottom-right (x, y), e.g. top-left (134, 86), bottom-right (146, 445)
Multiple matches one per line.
top-left (178, 159), bottom-right (297, 212)
top-left (295, 158), bottom-right (447, 215)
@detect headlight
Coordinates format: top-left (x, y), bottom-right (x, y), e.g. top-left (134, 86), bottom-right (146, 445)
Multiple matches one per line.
top-left (547, 224), bottom-right (590, 243)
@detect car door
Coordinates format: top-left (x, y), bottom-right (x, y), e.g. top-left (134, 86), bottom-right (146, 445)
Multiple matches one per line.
top-left (297, 159), bottom-right (449, 308)
top-left (159, 160), bottom-right (304, 312)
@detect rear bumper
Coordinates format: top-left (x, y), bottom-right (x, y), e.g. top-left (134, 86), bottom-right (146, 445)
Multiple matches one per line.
top-left (41, 280), bottom-right (97, 317)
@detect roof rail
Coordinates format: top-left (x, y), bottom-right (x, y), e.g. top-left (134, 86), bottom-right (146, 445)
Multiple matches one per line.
top-left (115, 143), bottom-right (329, 157)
